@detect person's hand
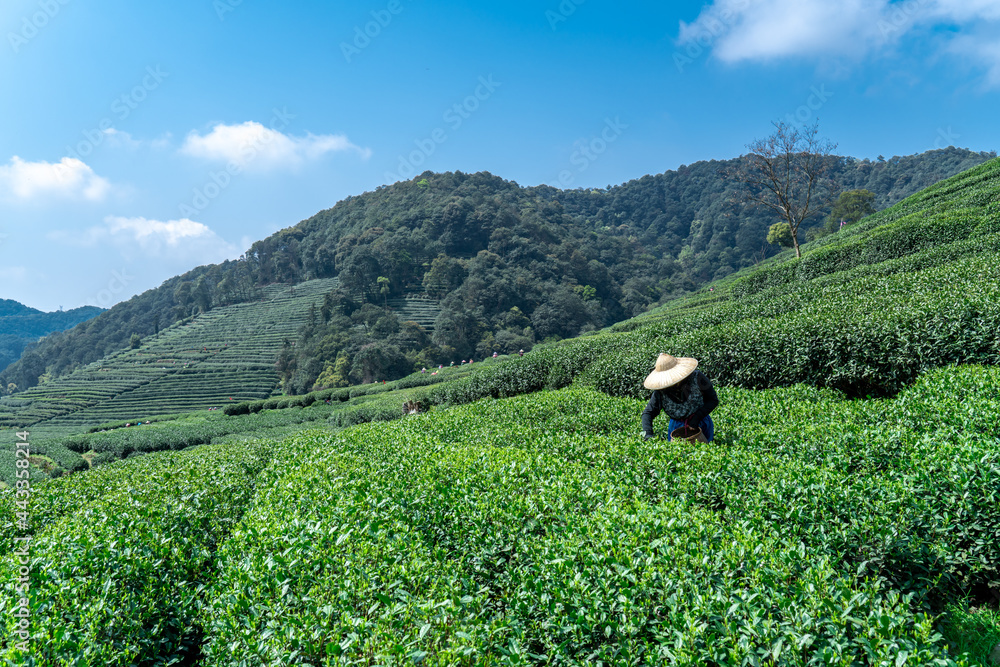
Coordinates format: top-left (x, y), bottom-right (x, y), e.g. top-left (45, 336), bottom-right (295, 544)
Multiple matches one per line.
top-left (643, 431), bottom-right (654, 440)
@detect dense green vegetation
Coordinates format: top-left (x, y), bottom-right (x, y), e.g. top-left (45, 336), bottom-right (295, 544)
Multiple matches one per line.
top-left (3, 147), bottom-right (992, 396)
top-left (0, 439), bottom-right (274, 664)
top-left (2, 374), bottom-right (997, 664)
top-left (0, 300), bottom-right (102, 380)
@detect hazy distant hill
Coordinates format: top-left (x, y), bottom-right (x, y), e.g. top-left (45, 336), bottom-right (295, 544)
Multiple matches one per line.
top-left (0, 300), bottom-right (103, 377)
top-left (2, 146), bottom-right (993, 395)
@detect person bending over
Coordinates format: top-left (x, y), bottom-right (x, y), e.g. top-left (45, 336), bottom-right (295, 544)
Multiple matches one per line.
top-left (641, 353), bottom-right (719, 441)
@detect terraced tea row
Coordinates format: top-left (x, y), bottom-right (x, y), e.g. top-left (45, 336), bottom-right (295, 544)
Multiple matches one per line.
top-left (387, 294), bottom-right (442, 330)
top-left (0, 278), bottom-right (338, 428)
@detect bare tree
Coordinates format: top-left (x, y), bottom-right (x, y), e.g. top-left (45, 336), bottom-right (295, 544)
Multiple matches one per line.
top-left (733, 121), bottom-right (838, 259)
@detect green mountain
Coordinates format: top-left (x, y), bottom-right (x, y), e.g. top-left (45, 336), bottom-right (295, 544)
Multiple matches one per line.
top-left (1, 147), bottom-right (993, 398)
top-left (0, 300), bottom-right (103, 377)
top-left (1, 154), bottom-right (997, 665)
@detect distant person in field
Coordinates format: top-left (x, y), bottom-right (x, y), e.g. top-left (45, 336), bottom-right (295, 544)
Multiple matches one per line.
top-left (641, 353), bottom-right (718, 442)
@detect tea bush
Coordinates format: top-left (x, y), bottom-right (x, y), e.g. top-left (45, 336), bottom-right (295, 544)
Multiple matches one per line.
top-left (0, 439), bottom-right (274, 665)
top-left (200, 373), bottom-right (999, 665)
top-left (60, 403), bottom-right (340, 460)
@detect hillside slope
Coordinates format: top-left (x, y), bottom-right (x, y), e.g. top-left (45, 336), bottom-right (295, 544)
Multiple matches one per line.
top-left (2, 147), bottom-right (992, 396)
top-left (0, 279), bottom-right (336, 430)
top-left (1, 154), bottom-right (998, 665)
top-left (2, 155), bottom-right (996, 478)
top-left (0, 301), bottom-right (102, 374)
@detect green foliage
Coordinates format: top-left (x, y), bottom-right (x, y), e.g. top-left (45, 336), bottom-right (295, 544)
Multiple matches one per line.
top-left (0, 439), bottom-right (274, 665)
top-left (197, 377), bottom-right (998, 664)
top-left (0, 302), bottom-right (102, 375)
top-left (766, 221), bottom-right (794, 247)
top-left (248, 156), bottom-right (1000, 424)
top-left (824, 188), bottom-right (876, 231)
top-left (942, 603), bottom-right (1000, 665)
top-left (0, 153), bottom-right (997, 664)
top-left (60, 403), bottom-right (341, 460)
top-left (732, 166), bottom-right (1000, 297)
top-left (0, 279), bottom-right (337, 429)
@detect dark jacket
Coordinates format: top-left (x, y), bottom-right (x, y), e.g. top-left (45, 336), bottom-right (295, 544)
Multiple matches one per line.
top-left (641, 370), bottom-right (719, 436)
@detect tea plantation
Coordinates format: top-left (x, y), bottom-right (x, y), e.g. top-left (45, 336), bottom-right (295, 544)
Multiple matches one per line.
top-left (0, 278), bottom-right (340, 430)
top-left (0, 157), bottom-right (998, 664)
top-left (1, 371), bottom-right (998, 664)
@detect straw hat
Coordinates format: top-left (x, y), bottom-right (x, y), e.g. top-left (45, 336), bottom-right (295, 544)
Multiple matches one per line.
top-left (643, 353), bottom-right (698, 390)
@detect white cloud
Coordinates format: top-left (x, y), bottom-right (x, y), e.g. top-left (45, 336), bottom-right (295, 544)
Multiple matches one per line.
top-left (180, 121), bottom-right (371, 170)
top-left (677, 0), bottom-right (1000, 85)
top-left (102, 129), bottom-right (142, 150)
top-left (678, 0), bottom-right (887, 62)
top-left (950, 33), bottom-right (1000, 88)
top-left (48, 216), bottom-right (243, 263)
top-left (0, 156), bottom-right (110, 202)
top-left (105, 216), bottom-right (216, 247)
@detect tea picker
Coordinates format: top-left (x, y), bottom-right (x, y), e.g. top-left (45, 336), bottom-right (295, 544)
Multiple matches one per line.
top-left (641, 353), bottom-right (719, 442)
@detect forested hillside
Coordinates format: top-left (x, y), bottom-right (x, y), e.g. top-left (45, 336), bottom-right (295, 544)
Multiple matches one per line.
top-left (0, 300), bottom-right (102, 379)
top-left (2, 146), bottom-right (992, 395)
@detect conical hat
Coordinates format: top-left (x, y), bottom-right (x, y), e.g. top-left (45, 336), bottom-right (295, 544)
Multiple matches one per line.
top-left (643, 353), bottom-right (698, 390)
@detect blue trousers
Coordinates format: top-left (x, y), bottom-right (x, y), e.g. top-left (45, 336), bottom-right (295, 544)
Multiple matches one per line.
top-left (667, 415), bottom-right (714, 442)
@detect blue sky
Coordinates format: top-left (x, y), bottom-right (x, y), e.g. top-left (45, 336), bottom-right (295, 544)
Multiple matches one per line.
top-left (1, 0), bottom-right (998, 312)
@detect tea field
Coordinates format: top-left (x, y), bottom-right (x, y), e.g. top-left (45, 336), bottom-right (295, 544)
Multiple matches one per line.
top-left (0, 278), bottom-right (341, 430)
top-left (0, 158), bottom-right (998, 663)
top-left (1, 368), bottom-right (998, 664)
